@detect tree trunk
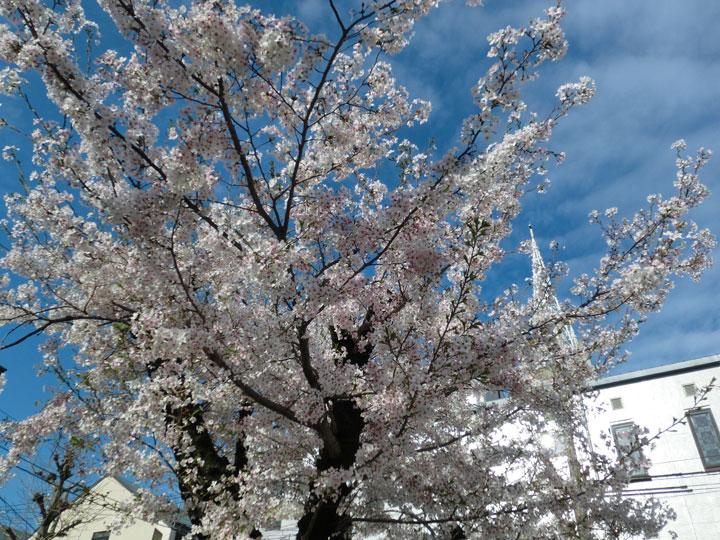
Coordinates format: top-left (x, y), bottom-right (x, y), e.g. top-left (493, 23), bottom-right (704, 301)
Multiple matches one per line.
top-left (297, 323), bottom-right (372, 540)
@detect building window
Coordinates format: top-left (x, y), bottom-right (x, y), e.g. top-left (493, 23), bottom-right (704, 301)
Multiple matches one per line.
top-left (152, 529), bottom-right (163, 540)
top-left (687, 409), bottom-right (720, 470)
top-left (610, 397), bottom-right (623, 410)
top-left (91, 533), bottom-right (111, 540)
top-left (611, 423), bottom-right (649, 480)
top-left (173, 523), bottom-right (196, 540)
top-left (483, 389), bottom-right (509, 402)
top-left (683, 383), bottom-right (698, 397)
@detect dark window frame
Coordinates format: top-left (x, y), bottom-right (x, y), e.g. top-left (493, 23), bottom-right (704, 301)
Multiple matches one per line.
top-left (687, 408), bottom-right (720, 471)
top-left (483, 389), bottom-right (509, 402)
top-left (611, 422), bottom-right (650, 481)
top-left (91, 532), bottom-right (111, 540)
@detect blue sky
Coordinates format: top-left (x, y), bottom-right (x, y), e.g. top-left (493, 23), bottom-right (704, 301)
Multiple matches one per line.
top-left (264, 0), bottom-right (720, 373)
top-left (0, 0), bottom-right (719, 527)
top-left (386, 0), bottom-right (720, 374)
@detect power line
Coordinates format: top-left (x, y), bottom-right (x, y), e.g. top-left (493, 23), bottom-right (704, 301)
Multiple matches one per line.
top-left (621, 488), bottom-right (692, 497)
top-left (0, 444), bottom-right (59, 481)
top-left (0, 494), bottom-right (34, 531)
top-left (647, 468), bottom-right (720, 480)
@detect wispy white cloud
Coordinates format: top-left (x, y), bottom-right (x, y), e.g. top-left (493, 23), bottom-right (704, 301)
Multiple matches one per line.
top-left (393, 0), bottom-right (720, 372)
top-left (1, 0), bottom-right (717, 378)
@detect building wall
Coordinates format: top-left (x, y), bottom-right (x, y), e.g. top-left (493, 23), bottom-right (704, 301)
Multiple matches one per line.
top-left (587, 356), bottom-right (720, 539)
top-left (261, 519), bottom-right (296, 540)
top-left (29, 477), bottom-right (176, 540)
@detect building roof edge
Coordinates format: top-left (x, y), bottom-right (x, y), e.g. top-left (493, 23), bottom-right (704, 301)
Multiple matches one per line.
top-left (591, 353), bottom-right (720, 390)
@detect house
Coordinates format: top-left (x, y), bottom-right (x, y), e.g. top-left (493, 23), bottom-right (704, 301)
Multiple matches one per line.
top-left (28, 476), bottom-right (186, 540)
top-left (24, 475), bottom-right (297, 540)
top-left (586, 353), bottom-right (720, 540)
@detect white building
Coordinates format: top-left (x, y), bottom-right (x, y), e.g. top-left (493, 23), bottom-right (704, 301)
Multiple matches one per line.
top-left (260, 520), bottom-right (296, 540)
top-left (587, 354), bottom-right (720, 540)
top-left (528, 227), bottom-right (720, 539)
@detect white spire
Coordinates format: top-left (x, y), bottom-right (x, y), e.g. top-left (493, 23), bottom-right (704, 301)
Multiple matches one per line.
top-left (529, 225), bottom-right (578, 351)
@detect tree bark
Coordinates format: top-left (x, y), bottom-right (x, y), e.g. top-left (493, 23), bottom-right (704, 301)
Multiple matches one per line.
top-left (297, 320), bottom-right (373, 540)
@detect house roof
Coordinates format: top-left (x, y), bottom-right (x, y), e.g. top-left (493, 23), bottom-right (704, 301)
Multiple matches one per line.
top-left (110, 475), bottom-right (139, 495)
top-left (591, 353), bottom-right (720, 390)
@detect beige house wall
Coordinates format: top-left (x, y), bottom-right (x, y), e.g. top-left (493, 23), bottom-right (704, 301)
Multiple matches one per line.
top-left (29, 477), bottom-right (176, 540)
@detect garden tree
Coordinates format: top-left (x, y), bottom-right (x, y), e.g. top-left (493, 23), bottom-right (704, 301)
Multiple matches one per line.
top-left (0, 432), bottom-right (117, 540)
top-left (0, 0), bottom-right (713, 538)
top-left (26, 446), bottom-right (82, 540)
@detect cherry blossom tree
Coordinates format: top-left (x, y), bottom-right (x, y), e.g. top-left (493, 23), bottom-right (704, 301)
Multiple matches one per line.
top-left (0, 0), bottom-right (713, 539)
